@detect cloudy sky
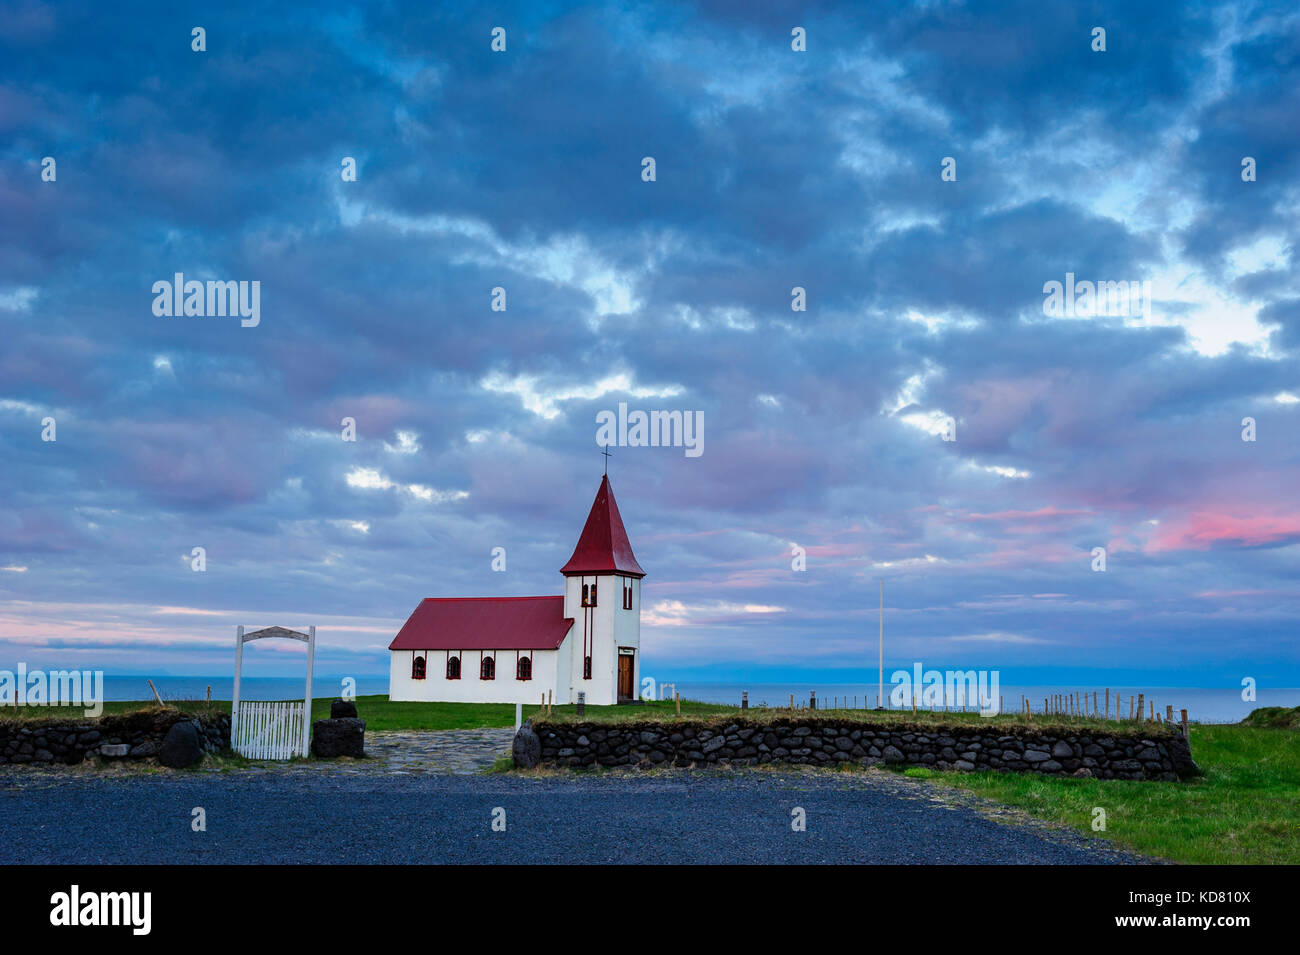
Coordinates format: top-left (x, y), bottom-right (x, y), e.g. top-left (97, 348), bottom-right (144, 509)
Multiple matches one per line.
top-left (1, 1), bottom-right (1297, 688)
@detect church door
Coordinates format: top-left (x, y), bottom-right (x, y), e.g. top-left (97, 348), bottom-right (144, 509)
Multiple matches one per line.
top-left (617, 650), bottom-right (634, 702)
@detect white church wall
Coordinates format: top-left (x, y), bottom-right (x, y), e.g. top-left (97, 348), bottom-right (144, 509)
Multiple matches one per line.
top-left (562, 574), bottom-right (632, 706)
top-left (555, 632), bottom-right (574, 704)
top-left (613, 575), bottom-right (642, 697)
top-left (612, 576), bottom-right (641, 647)
top-left (388, 646), bottom-right (563, 704)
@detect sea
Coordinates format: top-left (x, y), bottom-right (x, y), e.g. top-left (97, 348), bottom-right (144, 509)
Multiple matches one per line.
top-left (100, 676), bottom-right (1298, 724)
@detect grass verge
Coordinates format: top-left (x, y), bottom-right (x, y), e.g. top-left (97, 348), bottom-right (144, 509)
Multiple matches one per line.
top-left (911, 720), bottom-right (1300, 864)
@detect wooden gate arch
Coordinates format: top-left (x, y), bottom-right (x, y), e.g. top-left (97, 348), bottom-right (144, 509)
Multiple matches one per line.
top-left (232, 625), bottom-right (315, 759)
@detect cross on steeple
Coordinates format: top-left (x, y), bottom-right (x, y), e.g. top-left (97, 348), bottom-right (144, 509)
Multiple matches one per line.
top-left (601, 444), bottom-right (612, 475)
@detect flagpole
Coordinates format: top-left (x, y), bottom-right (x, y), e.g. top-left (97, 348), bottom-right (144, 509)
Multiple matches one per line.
top-left (878, 578), bottom-right (884, 709)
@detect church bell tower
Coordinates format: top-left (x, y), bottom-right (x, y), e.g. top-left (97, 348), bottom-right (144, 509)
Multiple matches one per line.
top-left (559, 475), bottom-right (644, 704)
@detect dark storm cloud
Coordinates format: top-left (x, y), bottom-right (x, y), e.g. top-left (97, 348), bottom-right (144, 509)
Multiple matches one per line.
top-left (0, 0), bottom-right (1296, 684)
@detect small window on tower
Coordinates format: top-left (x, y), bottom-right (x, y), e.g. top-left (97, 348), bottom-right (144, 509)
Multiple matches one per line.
top-left (583, 655), bottom-right (592, 680)
top-left (581, 582), bottom-right (598, 607)
top-left (623, 580), bottom-right (633, 610)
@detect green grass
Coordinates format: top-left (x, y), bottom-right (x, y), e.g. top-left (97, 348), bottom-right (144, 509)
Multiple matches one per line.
top-left (1238, 705), bottom-right (1300, 729)
top-left (309, 696), bottom-right (517, 730)
top-left (308, 696), bottom-right (742, 728)
top-left (914, 720), bottom-right (1300, 864)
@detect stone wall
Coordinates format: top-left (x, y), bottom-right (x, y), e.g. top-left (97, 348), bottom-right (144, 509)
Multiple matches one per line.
top-left (529, 717), bottom-right (1200, 780)
top-left (0, 709), bottom-right (230, 766)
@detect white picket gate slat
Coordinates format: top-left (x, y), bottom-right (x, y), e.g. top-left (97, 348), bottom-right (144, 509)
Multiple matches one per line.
top-left (233, 699), bottom-right (306, 760)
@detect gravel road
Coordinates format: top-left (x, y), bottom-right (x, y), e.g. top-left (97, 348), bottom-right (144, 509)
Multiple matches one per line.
top-left (0, 768), bottom-right (1148, 864)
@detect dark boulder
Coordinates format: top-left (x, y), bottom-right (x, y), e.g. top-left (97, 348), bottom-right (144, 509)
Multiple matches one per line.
top-left (129, 740), bottom-right (160, 759)
top-left (159, 722), bottom-right (203, 768)
top-left (513, 720), bottom-right (541, 769)
top-left (330, 698), bottom-right (358, 719)
top-left (311, 718), bottom-right (365, 758)
top-left (1166, 732), bottom-right (1201, 779)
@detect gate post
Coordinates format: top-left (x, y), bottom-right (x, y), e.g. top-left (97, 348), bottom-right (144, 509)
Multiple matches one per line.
top-left (232, 625), bottom-right (244, 744)
top-left (302, 626), bottom-right (316, 757)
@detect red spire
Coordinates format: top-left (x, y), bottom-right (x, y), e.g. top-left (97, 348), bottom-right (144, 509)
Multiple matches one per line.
top-left (560, 475), bottom-right (645, 578)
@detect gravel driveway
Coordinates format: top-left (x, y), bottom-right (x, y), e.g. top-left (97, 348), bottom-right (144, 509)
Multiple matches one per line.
top-left (0, 766), bottom-right (1149, 864)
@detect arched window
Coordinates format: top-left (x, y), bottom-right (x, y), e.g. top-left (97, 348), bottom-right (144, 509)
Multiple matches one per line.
top-left (411, 655), bottom-right (426, 680)
top-left (516, 656), bottom-right (532, 681)
top-left (446, 655), bottom-right (461, 680)
top-left (480, 656), bottom-right (495, 680)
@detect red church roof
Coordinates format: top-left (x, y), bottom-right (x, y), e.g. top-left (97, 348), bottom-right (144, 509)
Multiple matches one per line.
top-left (388, 596), bottom-right (573, 651)
top-left (560, 475), bottom-right (645, 578)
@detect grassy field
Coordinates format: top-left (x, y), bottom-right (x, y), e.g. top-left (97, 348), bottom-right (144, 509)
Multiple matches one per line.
top-left (0, 696), bottom-right (735, 729)
top-left (906, 712), bottom-right (1300, 865)
top-left (309, 696), bottom-right (738, 728)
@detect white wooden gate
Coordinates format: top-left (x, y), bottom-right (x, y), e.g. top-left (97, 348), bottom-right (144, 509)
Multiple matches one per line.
top-left (231, 625), bottom-right (315, 760)
top-left (233, 700), bottom-right (308, 759)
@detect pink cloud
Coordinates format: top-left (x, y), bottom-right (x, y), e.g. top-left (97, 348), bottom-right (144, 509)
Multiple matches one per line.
top-left (1147, 512), bottom-right (1300, 552)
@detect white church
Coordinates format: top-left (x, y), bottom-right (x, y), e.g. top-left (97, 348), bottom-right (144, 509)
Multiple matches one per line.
top-left (388, 475), bottom-right (644, 706)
